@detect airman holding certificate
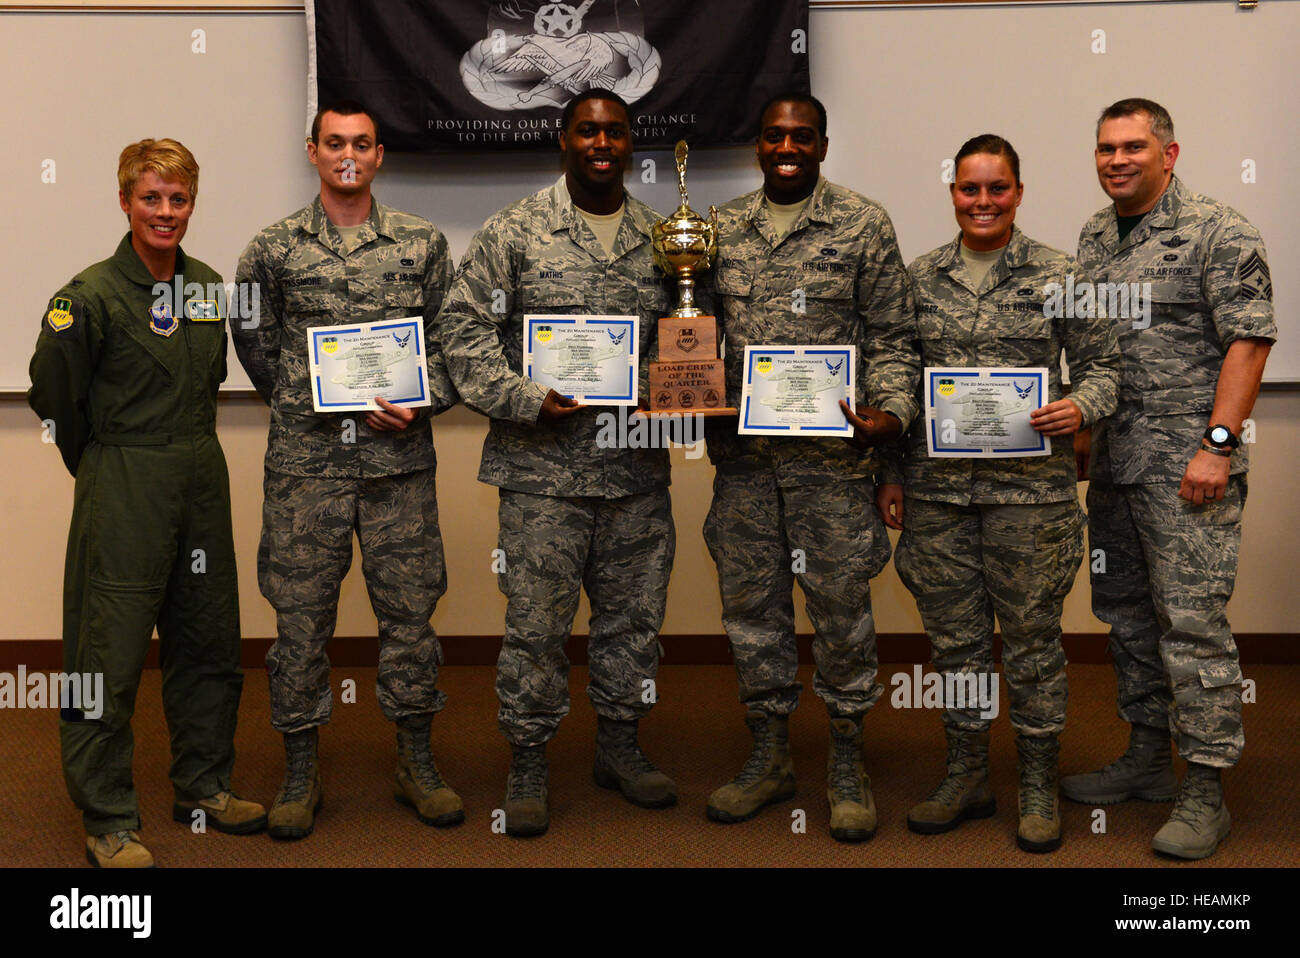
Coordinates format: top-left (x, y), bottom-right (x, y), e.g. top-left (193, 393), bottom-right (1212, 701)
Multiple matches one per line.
top-left (702, 94), bottom-right (920, 842)
top-left (439, 89), bottom-right (678, 837)
top-left (876, 134), bottom-right (1119, 853)
top-left (233, 100), bottom-right (462, 840)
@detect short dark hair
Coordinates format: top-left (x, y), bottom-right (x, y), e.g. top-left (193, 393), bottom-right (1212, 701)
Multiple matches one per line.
top-left (560, 88), bottom-right (631, 133)
top-left (758, 92), bottom-right (827, 138)
top-left (1096, 97), bottom-right (1174, 146)
top-left (953, 133), bottom-right (1021, 186)
top-left (311, 99), bottom-right (382, 145)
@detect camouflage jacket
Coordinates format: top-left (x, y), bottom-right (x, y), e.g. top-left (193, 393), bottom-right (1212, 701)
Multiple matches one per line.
top-left (704, 177), bottom-right (921, 487)
top-left (1077, 175), bottom-right (1275, 485)
top-left (439, 177), bottom-right (674, 498)
top-left (232, 196), bottom-right (457, 479)
top-left (878, 229), bottom-right (1120, 505)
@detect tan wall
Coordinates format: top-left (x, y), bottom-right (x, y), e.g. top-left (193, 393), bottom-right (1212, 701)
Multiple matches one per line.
top-left (3, 391), bottom-right (1297, 641)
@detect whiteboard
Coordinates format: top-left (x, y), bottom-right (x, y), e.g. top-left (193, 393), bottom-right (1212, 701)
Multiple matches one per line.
top-left (2, 0), bottom-right (1294, 391)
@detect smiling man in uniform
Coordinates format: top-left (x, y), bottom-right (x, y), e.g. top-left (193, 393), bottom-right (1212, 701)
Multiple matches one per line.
top-left (1064, 98), bottom-right (1274, 860)
top-left (702, 94), bottom-right (920, 841)
top-left (439, 89), bottom-right (677, 837)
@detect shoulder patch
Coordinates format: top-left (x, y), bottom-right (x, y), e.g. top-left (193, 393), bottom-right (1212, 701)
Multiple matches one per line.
top-left (46, 296), bottom-right (75, 332)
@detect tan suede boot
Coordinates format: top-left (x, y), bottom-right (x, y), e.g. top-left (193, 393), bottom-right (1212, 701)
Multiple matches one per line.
top-left (504, 744), bottom-right (549, 837)
top-left (1152, 763), bottom-right (1231, 860)
top-left (85, 830), bottom-right (154, 868)
top-left (1017, 734), bottom-right (1062, 853)
top-left (907, 728), bottom-right (996, 834)
top-left (826, 716), bottom-right (877, 843)
top-left (268, 728), bottom-right (322, 841)
top-left (172, 790), bottom-right (267, 834)
top-left (593, 717), bottom-right (677, 808)
top-left (395, 715), bottom-right (464, 827)
top-left (706, 710), bottom-right (796, 824)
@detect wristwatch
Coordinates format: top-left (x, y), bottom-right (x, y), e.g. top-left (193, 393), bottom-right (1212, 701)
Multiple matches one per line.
top-left (1203, 424), bottom-right (1241, 450)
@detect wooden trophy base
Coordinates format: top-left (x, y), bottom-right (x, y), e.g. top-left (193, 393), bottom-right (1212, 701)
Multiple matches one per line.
top-left (648, 315), bottom-right (737, 417)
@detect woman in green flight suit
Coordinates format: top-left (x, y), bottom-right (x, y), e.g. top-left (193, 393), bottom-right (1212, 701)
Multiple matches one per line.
top-left (29, 138), bottom-right (265, 867)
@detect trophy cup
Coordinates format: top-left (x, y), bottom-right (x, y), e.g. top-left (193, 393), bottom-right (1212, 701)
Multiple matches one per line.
top-left (648, 141), bottom-right (735, 415)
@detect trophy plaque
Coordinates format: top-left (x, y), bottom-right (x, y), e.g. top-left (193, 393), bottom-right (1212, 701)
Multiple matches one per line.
top-left (648, 141), bottom-right (735, 415)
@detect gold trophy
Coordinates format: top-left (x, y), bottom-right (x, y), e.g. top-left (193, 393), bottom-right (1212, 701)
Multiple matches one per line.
top-left (648, 141), bottom-right (734, 414)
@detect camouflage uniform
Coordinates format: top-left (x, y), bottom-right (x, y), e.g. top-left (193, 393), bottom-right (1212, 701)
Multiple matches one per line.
top-left (439, 177), bottom-right (676, 747)
top-left (232, 196), bottom-right (457, 732)
top-left (1078, 175), bottom-right (1275, 766)
top-left (880, 228), bottom-right (1120, 735)
top-left (704, 177), bottom-right (920, 717)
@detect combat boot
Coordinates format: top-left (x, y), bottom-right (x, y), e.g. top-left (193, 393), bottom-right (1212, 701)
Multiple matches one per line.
top-left (907, 728), bottom-right (996, 834)
top-left (1016, 734), bottom-right (1062, 853)
top-left (395, 714), bottom-right (464, 827)
top-left (85, 830), bottom-right (154, 868)
top-left (593, 717), bottom-right (677, 808)
top-left (504, 744), bottom-right (549, 837)
top-left (706, 709), bottom-right (796, 824)
top-left (268, 728), bottom-right (322, 841)
top-left (826, 716), bottom-right (877, 842)
top-left (1151, 763), bottom-right (1230, 860)
top-left (1060, 722), bottom-right (1178, 804)
top-left (172, 790), bottom-right (267, 834)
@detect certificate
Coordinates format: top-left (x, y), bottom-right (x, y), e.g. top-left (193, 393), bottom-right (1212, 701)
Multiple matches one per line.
top-left (524, 314), bottom-right (638, 405)
top-left (738, 345), bottom-right (855, 437)
top-left (924, 366), bottom-right (1050, 458)
top-left (307, 318), bottom-right (431, 413)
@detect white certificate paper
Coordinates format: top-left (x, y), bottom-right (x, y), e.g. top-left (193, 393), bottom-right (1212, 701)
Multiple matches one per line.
top-left (924, 366), bottom-right (1050, 458)
top-left (524, 314), bottom-right (639, 406)
top-left (308, 318), bottom-right (431, 413)
top-left (738, 345), bottom-right (855, 437)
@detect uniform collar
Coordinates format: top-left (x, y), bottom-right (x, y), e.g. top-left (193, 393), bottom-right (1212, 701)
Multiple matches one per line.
top-left (305, 193), bottom-right (394, 254)
top-left (1087, 174), bottom-right (1187, 250)
top-left (744, 175), bottom-right (834, 246)
top-left (548, 175), bottom-right (655, 260)
top-left (111, 232), bottom-right (188, 287)
top-left (935, 226), bottom-right (1029, 294)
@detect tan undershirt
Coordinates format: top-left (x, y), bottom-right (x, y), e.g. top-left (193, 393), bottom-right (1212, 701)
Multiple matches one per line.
top-left (765, 195), bottom-right (811, 239)
top-left (578, 205), bottom-right (625, 258)
top-left (333, 223), bottom-right (365, 255)
top-left (960, 242), bottom-right (1004, 291)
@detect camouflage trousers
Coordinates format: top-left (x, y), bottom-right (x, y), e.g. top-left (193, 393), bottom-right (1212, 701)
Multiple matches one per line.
top-left (259, 468), bottom-right (447, 732)
top-left (704, 471), bottom-right (890, 717)
top-left (894, 498), bottom-right (1083, 736)
top-left (1087, 477), bottom-right (1246, 766)
top-left (495, 487), bottom-right (675, 747)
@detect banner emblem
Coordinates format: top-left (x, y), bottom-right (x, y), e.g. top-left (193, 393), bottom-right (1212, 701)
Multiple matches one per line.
top-left (460, 0), bottom-right (661, 111)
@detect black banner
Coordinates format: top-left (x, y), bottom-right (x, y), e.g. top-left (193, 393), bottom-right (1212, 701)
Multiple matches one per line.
top-left (307, 0), bottom-right (810, 151)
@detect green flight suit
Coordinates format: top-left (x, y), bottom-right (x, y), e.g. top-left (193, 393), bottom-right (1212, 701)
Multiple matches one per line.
top-left (28, 234), bottom-right (244, 835)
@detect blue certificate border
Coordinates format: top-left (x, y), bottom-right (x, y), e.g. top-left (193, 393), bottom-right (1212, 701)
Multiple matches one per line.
top-left (525, 316), bottom-right (636, 403)
top-left (740, 346), bottom-right (854, 436)
top-left (310, 319), bottom-right (428, 409)
top-left (927, 368), bottom-right (1047, 455)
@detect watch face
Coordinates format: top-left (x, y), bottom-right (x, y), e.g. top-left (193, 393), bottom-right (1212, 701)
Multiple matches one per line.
top-left (1211, 427), bottom-right (1230, 444)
